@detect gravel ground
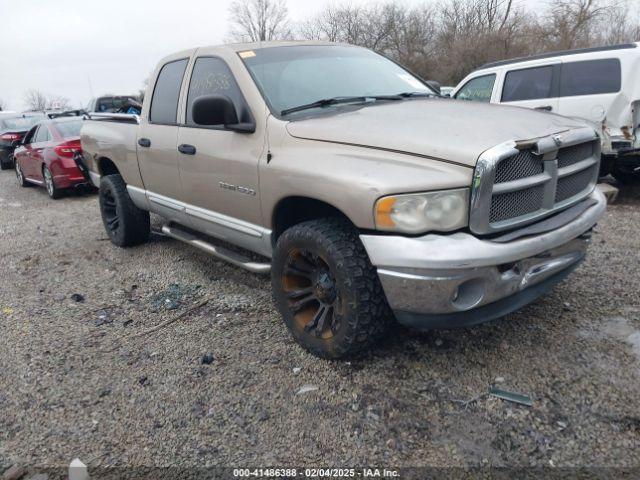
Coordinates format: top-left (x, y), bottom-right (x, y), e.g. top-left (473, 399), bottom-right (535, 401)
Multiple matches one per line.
top-left (0, 170), bottom-right (639, 474)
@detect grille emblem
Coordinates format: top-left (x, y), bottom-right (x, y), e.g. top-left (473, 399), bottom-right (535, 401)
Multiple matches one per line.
top-left (552, 134), bottom-right (562, 147)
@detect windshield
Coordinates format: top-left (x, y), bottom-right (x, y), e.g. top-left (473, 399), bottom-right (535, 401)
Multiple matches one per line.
top-left (240, 45), bottom-right (433, 116)
top-left (54, 119), bottom-right (83, 138)
top-left (1, 116), bottom-right (43, 131)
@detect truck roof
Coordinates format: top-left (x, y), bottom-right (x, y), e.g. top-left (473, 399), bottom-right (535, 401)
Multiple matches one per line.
top-left (158, 40), bottom-right (355, 65)
top-left (213, 40), bottom-right (348, 52)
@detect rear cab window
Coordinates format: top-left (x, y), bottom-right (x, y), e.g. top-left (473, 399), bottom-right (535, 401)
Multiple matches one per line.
top-left (455, 74), bottom-right (496, 102)
top-left (501, 65), bottom-right (555, 102)
top-left (185, 57), bottom-right (251, 127)
top-left (149, 59), bottom-right (189, 125)
top-left (559, 58), bottom-right (621, 96)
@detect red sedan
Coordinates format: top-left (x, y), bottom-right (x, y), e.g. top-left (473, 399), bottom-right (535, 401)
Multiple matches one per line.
top-left (14, 117), bottom-right (89, 199)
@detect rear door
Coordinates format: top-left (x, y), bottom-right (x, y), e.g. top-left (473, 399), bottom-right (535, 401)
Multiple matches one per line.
top-left (137, 57), bottom-right (190, 222)
top-left (499, 63), bottom-right (560, 113)
top-left (176, 55), bottom-right (265, 254)
top-left (556, 58), bottom-right (622, 124)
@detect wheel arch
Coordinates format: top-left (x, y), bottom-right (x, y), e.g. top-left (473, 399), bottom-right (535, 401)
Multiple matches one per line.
top-left (271, 196), bottom-right (355, 242)
top-left (96, 156), bottom-right (120, 177)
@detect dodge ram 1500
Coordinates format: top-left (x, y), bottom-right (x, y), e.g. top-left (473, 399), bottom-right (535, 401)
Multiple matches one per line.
top-left (80, 41), bottom-right (606, 358)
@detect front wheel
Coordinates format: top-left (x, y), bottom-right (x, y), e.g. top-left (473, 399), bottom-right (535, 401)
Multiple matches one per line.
top-left (271, 217), bottom-right (393, 359)
top-left (99, 174), bottom-right (150, 247)
top-left (15, 161), bottom-right (30, 187)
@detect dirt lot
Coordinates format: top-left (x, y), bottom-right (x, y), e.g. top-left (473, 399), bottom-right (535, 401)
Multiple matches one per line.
top-left (1, 169), bottom-right (639, 474)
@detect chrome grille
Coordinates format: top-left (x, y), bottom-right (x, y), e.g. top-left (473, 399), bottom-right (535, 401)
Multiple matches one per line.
top-left (470, 128), bottom-right (600, 235)
top-left (557, 141), bottom-right (595, 169)
top-left (494, 150), bottom-right (544, 183)
top-left (556, 167), bottom-right (597, 203)
top-left (490, 185), bottom-right (544, 223)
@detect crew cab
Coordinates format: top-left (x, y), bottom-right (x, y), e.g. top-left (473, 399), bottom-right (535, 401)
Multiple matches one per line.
top-left (451, 43), bottom-right (640, 183)
top-left (81, 41), bottom-right (606, 358)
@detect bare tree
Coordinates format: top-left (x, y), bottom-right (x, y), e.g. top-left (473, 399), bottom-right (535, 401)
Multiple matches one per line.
top-left (24, 90), bottom-right (49, 111)
top-left (0, 98), bottom-right (5, 111)
top-left (23, 90), bottom-right (71, 111)
top-left (227, 0), bottom-right (291, 42)
top-left (540, 0), bottom-right (610, 50)
top-left (589, 0), bottom-right (640, 45)
top-left (299, 0), bottom-right (639, 86)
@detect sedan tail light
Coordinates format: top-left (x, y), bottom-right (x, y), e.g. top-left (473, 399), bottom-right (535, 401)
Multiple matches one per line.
top-left (1, 133), bottom-right (22, 141)
top-left (55, 142), bottom-right (82, 158)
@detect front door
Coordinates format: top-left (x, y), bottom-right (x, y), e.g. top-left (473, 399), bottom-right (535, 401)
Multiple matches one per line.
top-left (137, 57), bottom-right (189, 223)
top-left (17, 126), bottom-right (38, 178)
top-left (177, 56), bottom-right (266, 254)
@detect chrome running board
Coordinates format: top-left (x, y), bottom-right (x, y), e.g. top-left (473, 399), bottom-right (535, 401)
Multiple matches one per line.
top-left (161, 223), bottom-right (271, 275)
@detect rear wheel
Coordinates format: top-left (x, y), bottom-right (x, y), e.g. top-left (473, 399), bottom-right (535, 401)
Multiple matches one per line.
top-left (99, 174), bottom-right (150, 247)
top-left (15, 161), bottom-right (29, 187)
top-left (43, 166), bottom-right (63, 199)
top-left (272, 217), bottom-right (393, 359)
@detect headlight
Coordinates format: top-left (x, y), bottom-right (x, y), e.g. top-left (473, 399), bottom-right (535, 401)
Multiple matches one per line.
top-left (374, 188), bottom-right (469, 234)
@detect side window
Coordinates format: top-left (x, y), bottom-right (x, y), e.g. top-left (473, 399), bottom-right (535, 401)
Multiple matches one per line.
top-left (149, 59), bottom-right (189, 124)
top-left (455, 74), bottom-right (496, 102)
top-left (185, 57), bottom-right (247, 127)
top-left (560, 58), bottom-right (621, 97)
top-left (23, 126), bottom-right (38, 145)
top-left (502, 66), bottom-right (554, 102)
top-left (34, 125), bottom-right (50, 143)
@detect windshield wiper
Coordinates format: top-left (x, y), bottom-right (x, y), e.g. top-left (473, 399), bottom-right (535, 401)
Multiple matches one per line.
top-left (281, 95), bottom-right (402, 116)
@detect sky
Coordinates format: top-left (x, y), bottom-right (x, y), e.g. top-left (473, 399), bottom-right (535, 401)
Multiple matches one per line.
top-left (0, 0), bottom-right (424, 111)
top-left (1, 0), bottom-right (549, 111)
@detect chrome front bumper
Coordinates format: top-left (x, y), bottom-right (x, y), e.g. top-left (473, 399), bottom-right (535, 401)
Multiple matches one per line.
top-left (359, 188), bottom-right (606, 328)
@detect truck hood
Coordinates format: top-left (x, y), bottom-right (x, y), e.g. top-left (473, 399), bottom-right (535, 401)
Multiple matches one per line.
top-left (285, 99), bottom-right (588, 167)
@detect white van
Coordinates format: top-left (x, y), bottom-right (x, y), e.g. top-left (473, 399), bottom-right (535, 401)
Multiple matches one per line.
top-left (451, 43), bottom-right (640, 183)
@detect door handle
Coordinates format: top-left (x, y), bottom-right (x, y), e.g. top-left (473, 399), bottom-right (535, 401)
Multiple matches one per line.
top-left (535, 105), bottom-right (553, 111)
top-left (178, 144), bottom-right (196, 155)
top-left (138, 138), bottom-right (151, 148)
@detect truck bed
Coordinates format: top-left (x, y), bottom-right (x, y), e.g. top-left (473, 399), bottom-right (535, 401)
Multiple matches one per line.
top-left (80, 113), bottom-right (143, 188)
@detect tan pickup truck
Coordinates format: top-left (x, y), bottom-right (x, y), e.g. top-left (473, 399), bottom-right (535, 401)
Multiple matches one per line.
top-left (80, 41), bottom-right (606, 358)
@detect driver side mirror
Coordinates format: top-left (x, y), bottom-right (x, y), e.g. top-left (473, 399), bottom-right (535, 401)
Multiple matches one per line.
top-left (191, 95), bottom-right (255, 133)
